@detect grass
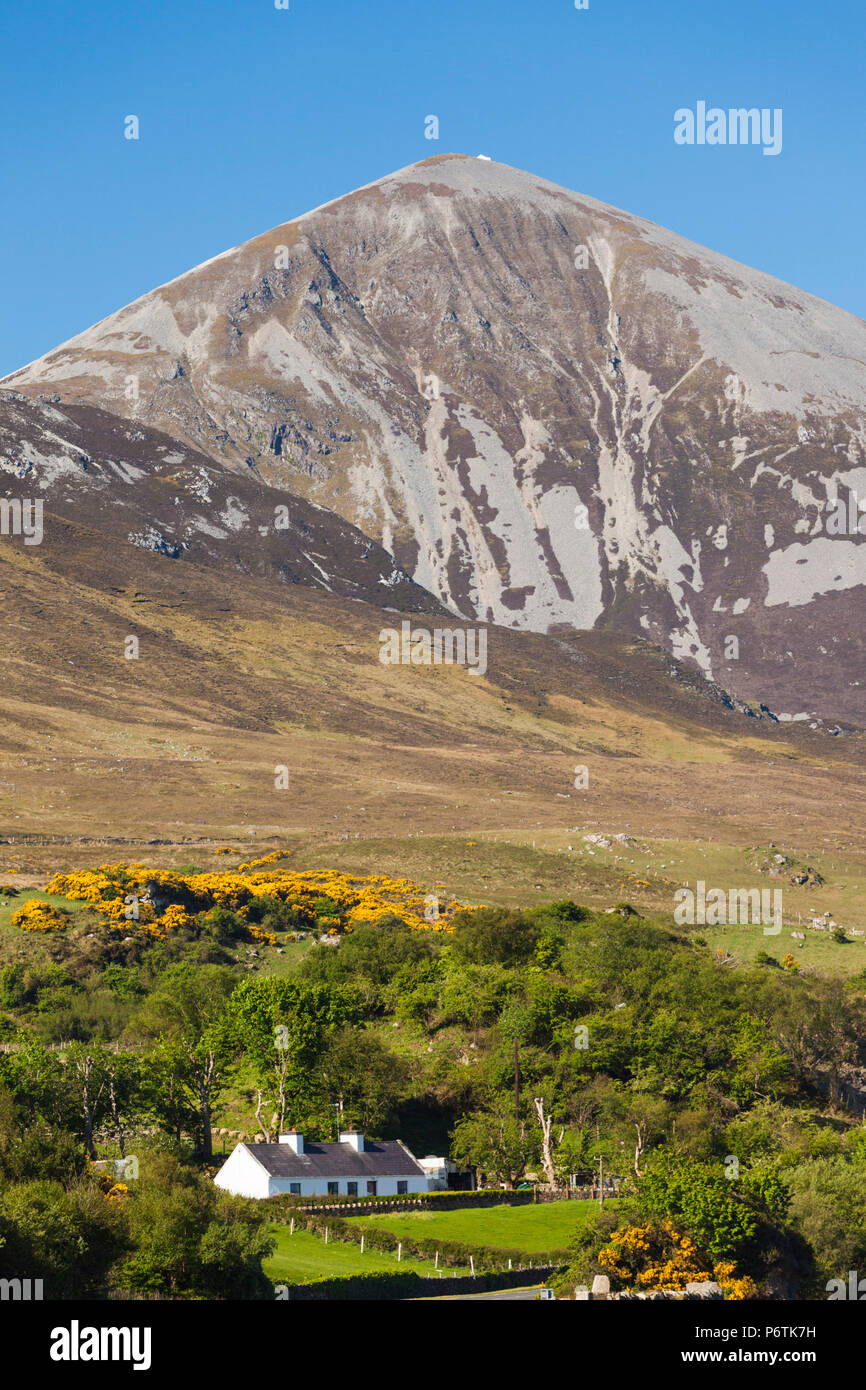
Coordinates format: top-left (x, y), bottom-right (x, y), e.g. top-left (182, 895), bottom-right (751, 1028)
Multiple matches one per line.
top-left (262, 1223), bottom-right (469, 1283)
top-left (0, 889), bottom-right (79, 920)
top-left (345, 1198), bottom-right (610, 1253)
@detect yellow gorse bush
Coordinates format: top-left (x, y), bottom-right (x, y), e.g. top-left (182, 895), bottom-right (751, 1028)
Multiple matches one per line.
top-left (45, 864), bottom-right (471, 937)
top-left (11, 899), bottom-right (71, 932)
top-left (597, 1220), bottom-right (756, 1297)
top-left (712, 1260), bottom-right (758, 1300)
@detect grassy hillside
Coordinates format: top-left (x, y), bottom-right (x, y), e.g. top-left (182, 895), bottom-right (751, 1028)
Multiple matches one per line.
top-left (263, 1224), bottom-right (468, 1282)
top-left (0, 521), bottom-right (863, 874)
top-left (345, 1199), bottom-right (607, 1253)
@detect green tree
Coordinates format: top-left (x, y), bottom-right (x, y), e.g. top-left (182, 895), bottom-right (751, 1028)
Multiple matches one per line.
top-left (0, 1178), bottom-right (129, 1298)
top-left (451, 906), bottom-right (540, 967)
top-left (134, 965), bottom-right (238, 1159)
top-left (637, 1157), bottom-right (765, 1261)
top-left (315, 1027), bottom-right (410, 1134)
top-left (119, 1154), bottom-right (274, 1298)
top-left (451, 1098), bottom-right (535, 1188)
top-left (227, 975), bottom-right (361, 1135)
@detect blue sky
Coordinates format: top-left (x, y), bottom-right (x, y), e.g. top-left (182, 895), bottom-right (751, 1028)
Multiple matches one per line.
top-left (1, 0), bottom-right (864, 377)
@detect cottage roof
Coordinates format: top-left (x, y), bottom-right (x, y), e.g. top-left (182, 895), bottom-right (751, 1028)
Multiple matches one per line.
top-left (242, 1138), bottom-right (425, 1179)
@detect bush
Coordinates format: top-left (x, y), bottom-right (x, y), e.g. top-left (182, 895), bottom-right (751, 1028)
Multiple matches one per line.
top-left (0, 1178), bottom-right (129, 1297)
top-left (451, 907), bottom-right (540, 966)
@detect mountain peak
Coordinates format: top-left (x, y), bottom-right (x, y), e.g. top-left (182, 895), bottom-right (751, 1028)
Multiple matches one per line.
top-left (4, 159), bottom-right (866, 722)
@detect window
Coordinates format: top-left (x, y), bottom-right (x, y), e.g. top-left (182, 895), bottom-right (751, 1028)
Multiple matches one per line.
top-left (327, 1182), bottom-right (339, 1195)
top-left (289, 1183), bottom-right (301, 1195)
top-left (366, 1181), bottom-right (377, 1196)
top-left (347, 1182), bottom-right (358, 1197)
top-left (397, 1181), bottom-right (408, 1195)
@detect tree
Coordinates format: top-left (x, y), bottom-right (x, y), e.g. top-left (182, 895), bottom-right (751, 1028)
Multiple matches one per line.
top-left (552, 1129), bottom-right (596, 1186)
top-left (65, 1043), bottom-right (111, 1160)
top-left (142, 1039), bottom-right (200, 1147)
top-left (451, 907), bottom-right (540, 967)
top-left (101, 1052), bottom-right (142, 1159)
top-left (316, 1028), bottom-right (410, 1134)
top-left (0, 1178), bottom-right (129, 1298)
top-left (227, 976), bottom-right (361, 1136)
top-left (119, 1154), bottom-right (274, 1298)
top-left (788, 1157), bottom-right (866, 1287)
top-left (728, 1015), bottom-right (792, 1105)
top-left (534, 1096), bottom-right (557, 1187)
top-left (637, 1157), bottom-right (763, 1262)
top-left (625, 1093), bottom-right (672, 1178)
top-left (451, 1098), bottom-right (535, 1188)
top-left (134, 965), bottom-right (237, 1159)
top-left (439, 960), bottom-right (510, 1038)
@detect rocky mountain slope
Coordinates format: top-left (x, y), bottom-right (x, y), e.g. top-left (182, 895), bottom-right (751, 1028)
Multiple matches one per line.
top-left (5, 154), bottom-right (866, 721)
top-left (1, 499), bottom-right (862, 856)
top-left (0, 390), bottom-right (442, 612)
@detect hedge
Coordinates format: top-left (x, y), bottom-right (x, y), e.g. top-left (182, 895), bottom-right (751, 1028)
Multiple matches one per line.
top-left (267, 1188), bottom-right (536, 1213)
top-left (274, 1266), bottom-right (564, 1300)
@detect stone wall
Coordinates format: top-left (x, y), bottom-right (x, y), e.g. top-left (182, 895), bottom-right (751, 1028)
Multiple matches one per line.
top-left (574, 1275), bottom-right (723, 1301)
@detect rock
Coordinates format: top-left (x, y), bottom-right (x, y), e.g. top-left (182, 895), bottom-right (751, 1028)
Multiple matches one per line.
top-left (591, 1274), bottom-right (610, 1297)
top-left (685, 1280), bottom-right (723, 1298)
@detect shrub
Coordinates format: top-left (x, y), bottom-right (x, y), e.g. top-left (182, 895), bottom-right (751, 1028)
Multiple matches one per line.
top-left (11, 900), bottom-right (71, 932)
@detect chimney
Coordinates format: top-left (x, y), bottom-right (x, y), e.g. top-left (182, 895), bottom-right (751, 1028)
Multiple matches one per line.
top-left (339, 1130), bottom-right (364, 1152)
top-left (278, 1130), bottom-right (304, 1153)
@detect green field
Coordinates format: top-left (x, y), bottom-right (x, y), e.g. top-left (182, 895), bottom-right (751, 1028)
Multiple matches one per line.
top-left (345, 1199), bottom-right (609, 1253)
top-left (262, 1224), bottom-right (469, 1283)
top-left (0, 890), bottom-right (83, 927)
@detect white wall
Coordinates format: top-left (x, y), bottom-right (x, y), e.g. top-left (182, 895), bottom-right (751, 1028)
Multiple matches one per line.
top-left (267, 1174), bottom-right (430, 1198)
top-left (213, 1145), bottom-right (270, 1199)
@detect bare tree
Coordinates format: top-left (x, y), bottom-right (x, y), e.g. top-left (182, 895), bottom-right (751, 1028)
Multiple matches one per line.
top-left (67, 1046), bottom-right (109, 1160)
top-left (534, 1096), bottom-right (557, 1187)
top-left (254, 1088), bottom-right (271, 1143)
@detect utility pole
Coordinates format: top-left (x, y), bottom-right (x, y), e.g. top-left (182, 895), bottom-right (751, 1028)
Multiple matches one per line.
top-left (513, 1036), bottom-right (519, 1125)
top-left (598, 1155), bottom-right (603, 1210)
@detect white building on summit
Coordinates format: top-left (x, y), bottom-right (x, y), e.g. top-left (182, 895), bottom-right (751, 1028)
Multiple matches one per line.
top-left (213, 1129), bottom-right (433, 1200)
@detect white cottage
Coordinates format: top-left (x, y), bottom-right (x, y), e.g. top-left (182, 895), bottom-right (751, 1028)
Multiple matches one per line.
top-left (214, 1129), bottom-right (432, 1200)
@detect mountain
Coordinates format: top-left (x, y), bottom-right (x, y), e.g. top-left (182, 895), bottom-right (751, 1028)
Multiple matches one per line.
top-left (1, 489), bottom-right (861, 866)
top-left (4, 154), bottom-right (866, 722)
top-left (0, 389), bottom-right (443, 612)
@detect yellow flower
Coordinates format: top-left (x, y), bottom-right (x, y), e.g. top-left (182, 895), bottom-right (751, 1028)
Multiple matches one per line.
top-left (11, 899), bottom-right (70, 932)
